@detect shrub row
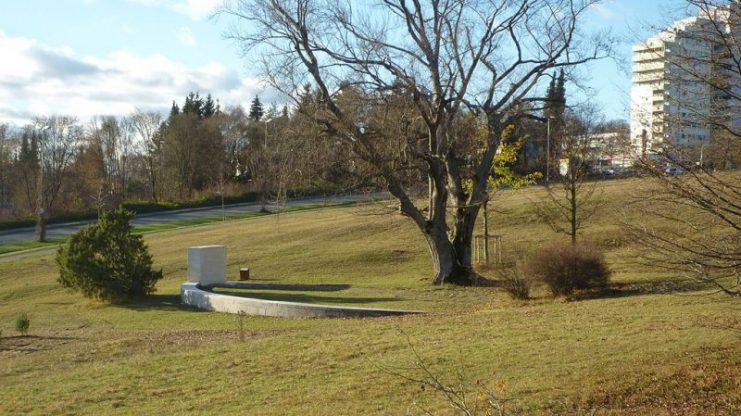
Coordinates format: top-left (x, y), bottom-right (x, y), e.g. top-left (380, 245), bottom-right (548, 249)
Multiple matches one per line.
top-left (0, 184), bottom-right (360, 231)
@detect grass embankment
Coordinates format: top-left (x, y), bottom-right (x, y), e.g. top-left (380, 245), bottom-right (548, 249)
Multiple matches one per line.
top-left (0, 202), bottom-right (354, 255)
top-left (0, 177), bottom-right (738, 415)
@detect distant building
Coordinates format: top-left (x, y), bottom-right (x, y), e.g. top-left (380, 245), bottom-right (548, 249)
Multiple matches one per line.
top-left (630, 5), bottom-right (740, 157)
top-left (585, 131), bottom-right (633, 171)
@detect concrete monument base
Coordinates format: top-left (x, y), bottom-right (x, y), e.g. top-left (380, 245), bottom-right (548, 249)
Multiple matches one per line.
top-left (181, 245), bottom-right (421, 318)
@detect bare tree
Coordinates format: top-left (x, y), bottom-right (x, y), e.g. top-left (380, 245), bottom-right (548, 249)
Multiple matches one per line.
top-left (130, 109), bottom-right (164, 202)
top-left (12, 128), bottom-right (40, 214)
top-left (378, 332), bottom-right (521, 415)
top-left (533, 109), bottom-right (604, 244)
top-left (0, 124), bottom-right (10, 210)
top-left (34, 116), bottom-right (82, 241)
top-left (244, 105), bottom-right (303, 211)
top-left (629, 0), bottom-right (740, 295)
top-left (117, 117), bottom-right (135, 201)
top-left (222, 0), bottom-right (611, 285)
top-left (218, 106), bottom-right (249, 183)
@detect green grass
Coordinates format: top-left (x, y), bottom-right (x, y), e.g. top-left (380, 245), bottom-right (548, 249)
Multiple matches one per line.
top-left (0, 177), bottom-right (739, 415)
top-left (0, 238), bottom-right (65, 255)
top-left (0, 201), bottom-right (356, 256)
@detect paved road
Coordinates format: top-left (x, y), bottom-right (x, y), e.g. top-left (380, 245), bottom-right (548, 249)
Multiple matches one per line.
top-left (0, 192), bottom-right (389, 245)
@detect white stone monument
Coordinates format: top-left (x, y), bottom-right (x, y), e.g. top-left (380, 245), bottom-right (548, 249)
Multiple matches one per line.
top-left (187, 245), bottom-right (226, 286)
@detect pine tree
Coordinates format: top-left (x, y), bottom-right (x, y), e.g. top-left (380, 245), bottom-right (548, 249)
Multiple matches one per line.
top-left (169, 101), bottom-right (180, 119)
top-left (545, 76), bottom-right (556, 110)
top-left (543, 70), bottom-right (567, 168)
top-left (202, 94), bottom-right (216, 118)
top-left (555, 69), bottom-right (566, 107)
top-left (182, 92), bottom-right (203, 118)
top-left (30, 131), bottom-right (38, 160)
top-left (56, 207), bottom-right (163, 302)
top-left (15, 130), bottom-right (39, 213)
top-left (249, 96), bottom-right (264, 122)
top-left (19, 133), bottom-right (30, 163)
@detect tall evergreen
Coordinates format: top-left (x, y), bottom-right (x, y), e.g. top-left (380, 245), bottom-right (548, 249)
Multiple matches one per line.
top-left (19, 133), bottom-right (30, 162)
top-left (543, 69), bottom-right (567, 169)
top-left (18, 130), bottom-right (39, 165)
top-left (555, 69), bottom-right (566, 107)
top-left (545, 76), bottom-right (556, 111)
top-left (182, 92), bottom-right (203, 118)
top-left (544, 69), bottom-right (566, 120)
top-left (202, 94), bottom-right (216, 118)
top-left (169, 101), bottom-right (180, 119)
top-left (249, 96), bottom-right (264, 122)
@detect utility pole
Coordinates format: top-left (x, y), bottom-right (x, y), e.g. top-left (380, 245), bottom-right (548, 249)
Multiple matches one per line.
top-left (546, 117), bottom-right (552, 183)
top-left (545, 115), bottom-right (558, 183)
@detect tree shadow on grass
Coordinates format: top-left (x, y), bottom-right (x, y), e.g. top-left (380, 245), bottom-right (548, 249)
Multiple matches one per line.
top-left (210, 289), bottom-right (400, 306)
top-left (124, 294), bottom-right (206, 312)
top-left (566, 279), bottom-right (711, 301)
top-left (120, 283), bottom-right (355, 312)
top-left (217, 282), bottom-right (351, 292)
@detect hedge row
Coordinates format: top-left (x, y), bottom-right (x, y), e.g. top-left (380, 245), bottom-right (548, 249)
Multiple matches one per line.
top-left (0, 185), bottom-right (350, 232)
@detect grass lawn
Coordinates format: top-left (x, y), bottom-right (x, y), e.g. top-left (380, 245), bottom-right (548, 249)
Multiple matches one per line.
top-left (0, 177), bottom-right (738, 415)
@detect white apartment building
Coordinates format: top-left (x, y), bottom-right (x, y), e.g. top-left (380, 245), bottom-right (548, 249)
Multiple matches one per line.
top-left (630, 5), bottom-right (740, 157)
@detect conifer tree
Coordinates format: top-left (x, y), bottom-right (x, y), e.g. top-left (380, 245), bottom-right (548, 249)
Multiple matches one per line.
top-left (249, 96), bottom-right (264, 122)
top-left (57, 207), bottom-right (163, 302)
top-left (203, 94), bottom-right (216, 118)
top-left (169, 101), bottom-right (180, 119)
top-left (543, 69), bottom-right (567, 168)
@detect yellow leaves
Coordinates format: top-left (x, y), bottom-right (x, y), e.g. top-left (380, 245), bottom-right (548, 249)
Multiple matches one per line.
top-left (491, 125), bottom-right (541, 190)
top-left (462, 124), bottom-right (540, 195)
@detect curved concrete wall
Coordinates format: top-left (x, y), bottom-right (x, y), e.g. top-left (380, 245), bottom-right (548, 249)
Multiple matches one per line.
top-left (180, 282), bottom-right (421, 318)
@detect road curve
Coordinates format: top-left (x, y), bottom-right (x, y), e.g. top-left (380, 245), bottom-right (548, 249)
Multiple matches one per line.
top-left (0, 192), bottom-right (389, 245)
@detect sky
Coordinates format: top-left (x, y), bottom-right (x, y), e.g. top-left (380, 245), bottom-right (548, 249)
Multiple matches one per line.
top-left (0, 0), bottom-right (691, 126)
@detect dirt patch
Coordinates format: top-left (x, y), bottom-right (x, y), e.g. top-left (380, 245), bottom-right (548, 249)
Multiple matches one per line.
top-left (0, 334), bottom-right (79, 356)
top-left (548, 349), bottom-right (741, 415)
top-left (1, 328), bottom-right (288, 360)
top-left (146, 328), bottom-right (284, 344)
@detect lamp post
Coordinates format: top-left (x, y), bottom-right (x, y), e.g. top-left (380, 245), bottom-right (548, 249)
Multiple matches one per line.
top-left (546, 116), bottom-right (555, 183)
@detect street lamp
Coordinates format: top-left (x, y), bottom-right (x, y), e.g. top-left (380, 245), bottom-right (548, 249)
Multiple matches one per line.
top-left (546, 116), bottom-right (555, 183)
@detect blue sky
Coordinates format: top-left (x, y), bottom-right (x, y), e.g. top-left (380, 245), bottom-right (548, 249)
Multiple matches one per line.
top-left (0, 0), bottom-right (688, 125)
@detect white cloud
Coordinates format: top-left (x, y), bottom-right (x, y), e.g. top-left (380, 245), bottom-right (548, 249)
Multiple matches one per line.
top-left (0, 32), bottom-right (276, 125)
top-left (175, 0), bottom-right (223, 20)
top-left (177, 26), bottom-right (197, 46)
top-left (590, 1), bottom-right (619, 20)
top-left (126, 0), bottom-right (223, 20)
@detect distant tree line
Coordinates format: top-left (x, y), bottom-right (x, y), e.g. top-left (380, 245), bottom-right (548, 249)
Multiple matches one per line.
top-left (0, 90), bottom-right (366, 232)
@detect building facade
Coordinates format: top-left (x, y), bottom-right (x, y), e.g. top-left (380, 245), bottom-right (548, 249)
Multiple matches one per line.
top-left (630, 5), bottom-right (740, 158)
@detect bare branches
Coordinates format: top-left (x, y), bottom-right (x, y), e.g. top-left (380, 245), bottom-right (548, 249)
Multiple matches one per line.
top-left (621, 184), bottom-right (740, 296)
top-left (221, 0), bottom-right (611, 284)
top-left (372, 330), bottom-right (521, 415)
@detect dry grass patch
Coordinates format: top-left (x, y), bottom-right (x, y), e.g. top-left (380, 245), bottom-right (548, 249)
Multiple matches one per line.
top-left (0, 176), bottom-right (739, 415)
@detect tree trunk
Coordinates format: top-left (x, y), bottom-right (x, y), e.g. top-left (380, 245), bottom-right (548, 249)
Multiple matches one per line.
top-left (390, 177), bottom-right (477, 286)
top-left (35, 212), bottom-right (46, 242)
top-left (424, 203), bottom-right (479, 286)
top-left (426, 227), bottom-right (475, 285)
